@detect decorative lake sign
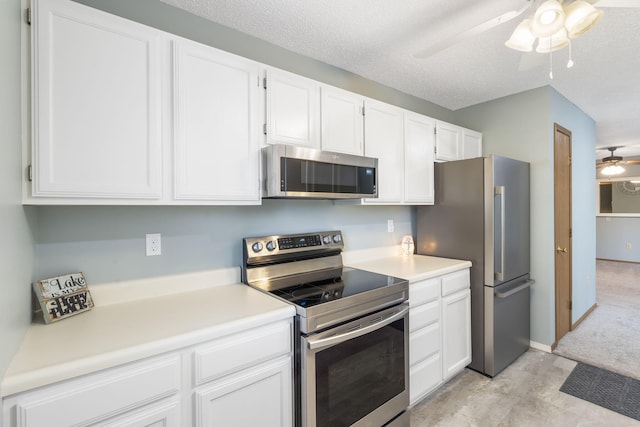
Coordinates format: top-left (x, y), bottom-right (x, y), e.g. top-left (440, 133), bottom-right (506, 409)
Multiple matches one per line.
top-left (33, 273), bottom-right (94, 324)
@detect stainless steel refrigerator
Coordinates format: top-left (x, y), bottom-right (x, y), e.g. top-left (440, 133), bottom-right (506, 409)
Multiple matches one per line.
top-left (416, 156), bottom-right (532, 377)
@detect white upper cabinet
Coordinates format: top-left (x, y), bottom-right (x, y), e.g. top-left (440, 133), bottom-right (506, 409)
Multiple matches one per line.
top-left (320, 86), bottom-right (364, 155)
top-left (435, 121), bottom-right (483, 162)
top-left (434, 121), bottom-right (460, 162)
top-left (404, 112), bottom-right (435, 204)
top-left (363, 99), bottom-right (404, 204)
top-left (172, 38), bottom-right (261, 203)
top-left (462, 128), bottom-right (483, 159)
top-left (264, 68), bottom-right (321, 149)
top-left (30, 0), bottom-right (163, 200)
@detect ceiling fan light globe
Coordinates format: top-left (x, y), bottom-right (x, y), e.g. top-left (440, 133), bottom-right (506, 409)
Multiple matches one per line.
top-left (564, 1), bottom-right (604, 39)
top-left (601, 164), bottom-right (625, 176)
top-left (505, 19), bottom-right (535, 51)
top-left (531, 0), bottom-right (565, 37)
top-left (536, 28), bottom-right (570, 53)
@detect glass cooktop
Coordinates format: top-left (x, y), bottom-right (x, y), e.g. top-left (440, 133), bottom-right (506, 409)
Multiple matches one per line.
top-left (270, 267), bottom-right (406, 309)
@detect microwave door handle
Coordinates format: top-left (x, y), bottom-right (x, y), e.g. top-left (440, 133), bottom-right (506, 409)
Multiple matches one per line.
top-left (495, 186), bottom-right (505, 282)
top-left (307, 306), bottom-right (409, 351)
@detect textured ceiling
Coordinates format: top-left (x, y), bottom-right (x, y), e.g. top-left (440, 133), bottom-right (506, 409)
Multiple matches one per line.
top-left (159, 0), bottom-right (640, 157)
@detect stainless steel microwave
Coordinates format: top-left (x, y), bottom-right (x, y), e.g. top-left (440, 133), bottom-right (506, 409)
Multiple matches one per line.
top-left (262, 144), bottom-right (378, 199)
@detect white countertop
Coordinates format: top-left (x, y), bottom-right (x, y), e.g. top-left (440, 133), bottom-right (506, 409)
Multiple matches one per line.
top-left (347, 254), bottom-right (471, 282)
top-left (1, 268), bottom-right (295, 397)
top-left (2, 252), bottom-right (470, 398)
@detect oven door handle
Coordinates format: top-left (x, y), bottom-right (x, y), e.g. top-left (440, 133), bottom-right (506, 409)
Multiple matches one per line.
top-left (307, 305), bottom-right (409, 351)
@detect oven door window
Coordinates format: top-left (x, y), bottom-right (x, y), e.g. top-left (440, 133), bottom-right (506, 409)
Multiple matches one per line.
top-left (313, 318), bottom-right (405, 427)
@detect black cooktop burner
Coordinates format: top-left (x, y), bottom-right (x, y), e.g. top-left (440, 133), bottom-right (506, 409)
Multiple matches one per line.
top-left (271, 267), bottom-right (405, 308)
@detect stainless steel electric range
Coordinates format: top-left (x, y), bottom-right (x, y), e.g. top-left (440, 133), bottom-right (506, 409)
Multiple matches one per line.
top-left (242, 231), bottom-right (410, 427)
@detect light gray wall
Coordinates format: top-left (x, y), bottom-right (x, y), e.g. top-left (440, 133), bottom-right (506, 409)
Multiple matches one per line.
top-left (597, 217), bottom-right (640, 262)
top-left (549, 88), bottom-right (597, 324)
top-left (0, 1), bottom-right (36, 390)
top-left (454, 86), bottom-right (597, 346)
top-left (36, 202), bottom-right (413, 284)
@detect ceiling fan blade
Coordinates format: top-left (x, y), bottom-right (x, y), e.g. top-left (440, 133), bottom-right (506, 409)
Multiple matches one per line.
top-left (414, 2), bottom-right (533, 59)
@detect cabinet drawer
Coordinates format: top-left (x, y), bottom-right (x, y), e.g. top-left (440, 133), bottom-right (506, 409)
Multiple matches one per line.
top-left (410, 278), bottom-right (440, 306)
top-left (441, 269), bottom-right (470, 297)
top-left (194, 320), bottom-right (291, 386)
top-left (410, 322), bottom-right (440, 366)
top-left (409, 300), bottom-right (439, 332)
top-left (410, 353), bottom-right (442, 405)
top-left (14, 355), bottom-right (181, 427)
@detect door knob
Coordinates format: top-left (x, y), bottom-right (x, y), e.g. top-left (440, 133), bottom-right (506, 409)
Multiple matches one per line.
top-left (556, 246), bottom-right (567, 253)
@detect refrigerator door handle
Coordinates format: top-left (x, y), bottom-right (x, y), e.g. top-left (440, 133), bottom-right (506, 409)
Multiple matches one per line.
top-left (495, 185), bottom-right (505, 281)
top-left (495, 279), bottom-right (534, 299)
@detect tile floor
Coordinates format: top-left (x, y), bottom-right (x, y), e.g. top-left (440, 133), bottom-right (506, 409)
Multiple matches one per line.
top-left (409, 349), bottom-right (640, 426)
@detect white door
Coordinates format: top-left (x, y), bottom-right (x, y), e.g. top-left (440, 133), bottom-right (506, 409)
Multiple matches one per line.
top-left (173, 38), bottom-right (261, 203)
top-left (31, 0), bottom-right (162, 199)
top-left (404, 112), bottom-right (435, 204)
top-left (265, 68), bottom-right (320, 149)
top-left (441, 289), bottom-right (472, 381)
top-left (320, 86), bottom-right (364, 155)
top-left (434, 121), bottom-right (461, 162)
top-left (363, 99), bottom-right (404, 204)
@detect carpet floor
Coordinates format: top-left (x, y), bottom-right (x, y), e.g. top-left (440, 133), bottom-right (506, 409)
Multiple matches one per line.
top-left (554, 260), bottom-right (640, 380)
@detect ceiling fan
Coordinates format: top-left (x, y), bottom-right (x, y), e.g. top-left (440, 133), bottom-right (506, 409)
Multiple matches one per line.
top-left (596, 147), bottom-right (640, 175)
top-left (413, 0), bottom-right (640, 60)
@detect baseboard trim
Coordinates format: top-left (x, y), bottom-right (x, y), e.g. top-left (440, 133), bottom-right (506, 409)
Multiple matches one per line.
top-left (596, 258), bottom-right (640, 265)
top-left (529, 341), bottom-right (553, 353)
top-left (572, 303), bottom-right (597, 330)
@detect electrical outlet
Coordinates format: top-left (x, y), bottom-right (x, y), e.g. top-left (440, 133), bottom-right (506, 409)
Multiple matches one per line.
top-left (146, 233), bottom-right (161, 256)
top-left (626, 242), bottom-right (632, 250)
top-left (387, 219), bottom-right (395, 233)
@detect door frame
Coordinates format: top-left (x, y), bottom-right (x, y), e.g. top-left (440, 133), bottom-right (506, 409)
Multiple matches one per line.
top-left (553, 123), bottom-right (573, 347)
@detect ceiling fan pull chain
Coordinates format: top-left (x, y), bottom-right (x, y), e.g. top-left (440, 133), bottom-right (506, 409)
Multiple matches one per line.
top-left (549, 38), bottom-right (553, 79)
top-left (567, 39), bottom-right (574, 68)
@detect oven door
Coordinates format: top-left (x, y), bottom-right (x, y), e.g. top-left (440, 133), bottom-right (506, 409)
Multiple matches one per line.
top-left (301, 303), bottom-right (409, 427)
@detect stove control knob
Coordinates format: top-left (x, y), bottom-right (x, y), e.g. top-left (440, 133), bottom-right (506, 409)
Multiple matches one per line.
top-left (333, 234), bottom-right (342, 243)
top-left (322, 235), bottom-right (332, 245)
top-left (251, 242), bottom-right (263, 253)
top-left (266, 241), bottom-right (276, 251)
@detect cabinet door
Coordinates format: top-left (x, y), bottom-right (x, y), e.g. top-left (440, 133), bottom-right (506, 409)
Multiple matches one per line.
top-left (320, 86), bottom-right (364, 155)
top-left (194, 356), bottom-right (292, 427)
top-left (173, 38), bottom-right (260, 203)
top-left (265, 68), bottom-right (320, 149)
top-left (404, 112), bottom-right (435, 204)
top-left (363, 99), bottom-right (404, 203)
top-left (434, 121), bottom-right (461, 162)
top-left (102, 398), bottom-right (181, 427)
top-left (442, 289), bottom-right (472, 381)
top-left (462, 128), bottom-right (483, 159)
top-left (31, 0), bottom-right (162, 199)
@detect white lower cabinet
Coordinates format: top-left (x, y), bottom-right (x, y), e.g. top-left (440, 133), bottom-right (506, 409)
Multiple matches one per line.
top-left (409, 278), bottom-right (441, 405)
top-left (2, 319), bottom-right (293, 427)
top-left (442, 288), bottom-right (472, 382)
top-left (194, 356), bottom-right (292, 427)
top-left (409, 269), bottom-right (470, 406)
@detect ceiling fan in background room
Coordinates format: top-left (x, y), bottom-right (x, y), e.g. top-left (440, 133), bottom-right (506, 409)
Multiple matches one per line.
top-left (597, 147), bottom-right (640, 176)
top-left (414, 0), bottom-right (640, 77)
